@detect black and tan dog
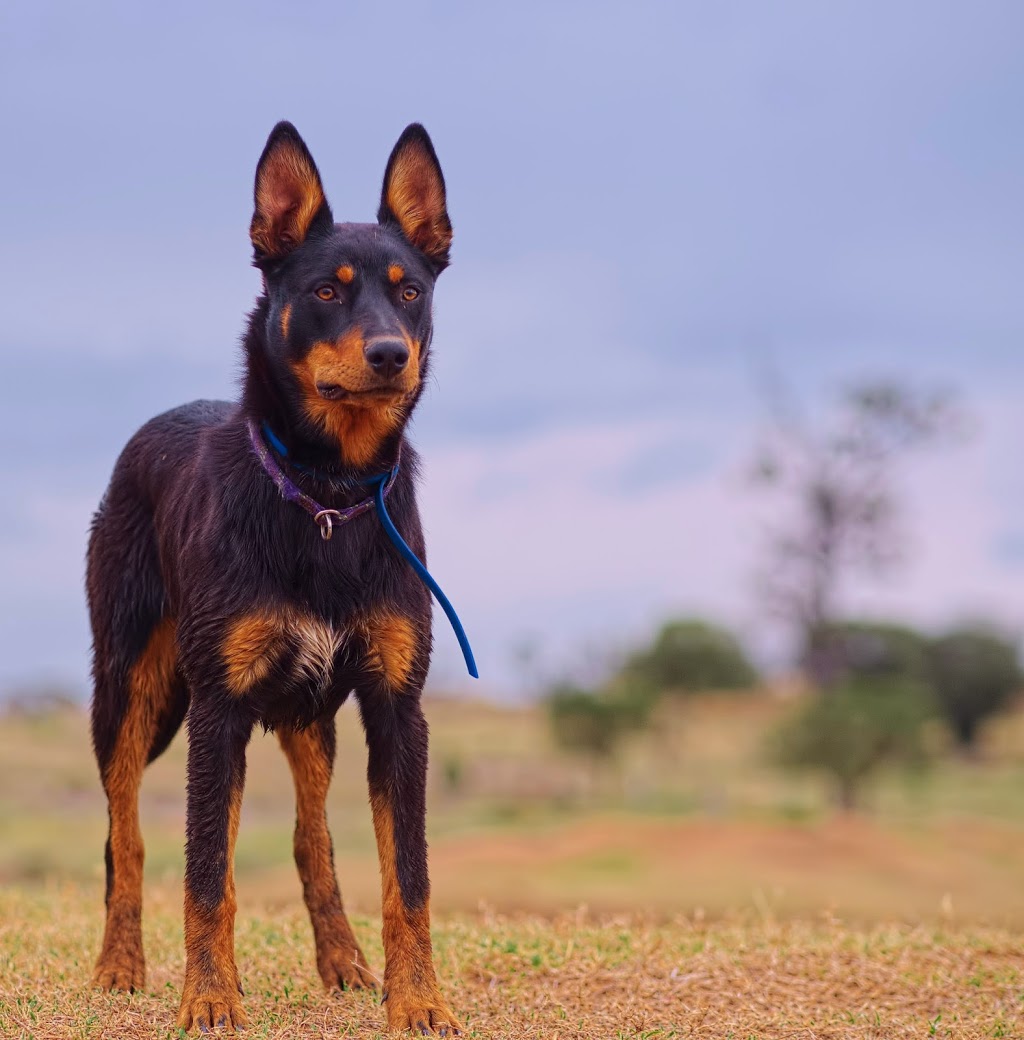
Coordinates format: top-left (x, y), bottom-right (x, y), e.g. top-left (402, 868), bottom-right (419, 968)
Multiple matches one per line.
top-left (87, 121), bottom-right (463, 1034)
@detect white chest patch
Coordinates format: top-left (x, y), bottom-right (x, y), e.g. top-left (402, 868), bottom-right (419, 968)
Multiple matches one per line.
top-left (288, 616), bottom-right (346, 690)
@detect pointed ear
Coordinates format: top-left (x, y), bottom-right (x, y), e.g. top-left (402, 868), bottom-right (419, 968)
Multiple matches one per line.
top-left (250, 122), bottom-right (333, 261)
top-left (378, 124), bottom-right (452, 269)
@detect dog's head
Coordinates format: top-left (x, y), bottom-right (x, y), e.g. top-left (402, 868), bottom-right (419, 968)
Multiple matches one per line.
top-left (248, 122), bottom-right (451, 468)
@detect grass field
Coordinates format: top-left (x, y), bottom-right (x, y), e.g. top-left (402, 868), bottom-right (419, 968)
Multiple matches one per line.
top-left (3, 885), bottom-right (1024, 1039)
top-left (2, 692), bottom-right (1024, 1036)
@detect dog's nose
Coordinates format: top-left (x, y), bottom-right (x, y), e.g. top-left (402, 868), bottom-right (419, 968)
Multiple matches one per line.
top-left (364, 339), bottom-right (409, 379)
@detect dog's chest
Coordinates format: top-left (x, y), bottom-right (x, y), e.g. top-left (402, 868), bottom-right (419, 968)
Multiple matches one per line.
top-left (221, 605), bottom-right (417, 703)
top-left (222, 608), bottom-right (352, 699)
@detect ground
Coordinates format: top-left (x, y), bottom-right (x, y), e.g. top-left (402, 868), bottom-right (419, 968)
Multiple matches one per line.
top-left (2, 695), bottom-right (1024, 1037)
top-left (1, 885), bottom-right (1022, 1039)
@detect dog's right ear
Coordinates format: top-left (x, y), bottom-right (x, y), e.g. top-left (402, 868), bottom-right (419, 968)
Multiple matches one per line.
top-left (250, 122), bottom-right (333, 262)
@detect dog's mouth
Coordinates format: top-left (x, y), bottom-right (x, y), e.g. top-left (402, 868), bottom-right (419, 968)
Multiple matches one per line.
top-left (315, 382), bottom-right (408, 402)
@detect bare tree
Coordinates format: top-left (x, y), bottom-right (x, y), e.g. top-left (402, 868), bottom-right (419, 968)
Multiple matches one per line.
top-left (751, 380), bottom-right (965, 688)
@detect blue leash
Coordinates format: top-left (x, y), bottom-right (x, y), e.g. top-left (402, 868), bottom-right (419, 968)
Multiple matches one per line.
top-left (367, 471), bottom-right (479, 680)
top-left (261, 422), bottom-right (291, 457)
top-left (257, 422), bottom-right (478, 679)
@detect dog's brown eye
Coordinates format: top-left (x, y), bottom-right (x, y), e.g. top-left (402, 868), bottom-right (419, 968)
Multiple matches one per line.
top-left (402, 287), bottom-right (420, 302)
top-left (315, 285), bottom-right (335, 301)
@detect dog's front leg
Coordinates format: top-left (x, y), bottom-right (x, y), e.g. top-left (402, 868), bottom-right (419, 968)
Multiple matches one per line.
top-left (177, 693), bottom-right (254, 1033)
top-left (358, 691), bottom-right (461, 1036)
top-left (278, 720), bottom-right (378, 992)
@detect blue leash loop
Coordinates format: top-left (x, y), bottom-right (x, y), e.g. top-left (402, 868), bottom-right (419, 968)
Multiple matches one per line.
top-left (253, 421), bottom-right (478, 679)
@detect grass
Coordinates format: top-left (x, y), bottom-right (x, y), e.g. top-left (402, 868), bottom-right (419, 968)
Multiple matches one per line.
top-left (2, 884), bottom-right (1022, 1039)
top-left (4, 694), bottom-right (1024, 1035)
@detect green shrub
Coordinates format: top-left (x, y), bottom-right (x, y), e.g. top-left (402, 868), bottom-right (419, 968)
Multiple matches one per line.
top-left (545, 677), bottom-right (657, 760)
top-left (625, 618), bottom-right (758, 693)
top-left (546, 685), bottom-right (623, 759)
top-left (816, 620), bottom-right (930, 684)
top-left (770, 679), bottom-right (932, 810)
top-left (927, 627), bottom-right (1022, 750)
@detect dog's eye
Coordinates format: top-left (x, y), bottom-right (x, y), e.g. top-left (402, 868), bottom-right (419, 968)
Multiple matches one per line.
top-left (315, 285), bottom-right (336, 301)
top-left (402, 287), bottom-right (420, 302)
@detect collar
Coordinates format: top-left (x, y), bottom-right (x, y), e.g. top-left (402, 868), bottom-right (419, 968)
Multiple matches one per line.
top-left (247, 419), bottom-right (399, 540)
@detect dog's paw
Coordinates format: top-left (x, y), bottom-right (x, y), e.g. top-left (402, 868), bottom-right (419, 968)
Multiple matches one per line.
top-left (93, 950), bottom-right (145, 993)
top-left (176, 990), bottom-right (249, 1033)
top-left (384, 988), bottom-right (462, 1036)
top-left (319, 941), bottom-right (379, 992)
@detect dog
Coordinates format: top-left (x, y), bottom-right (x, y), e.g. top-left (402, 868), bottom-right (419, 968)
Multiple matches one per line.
top-left (87, 121), bottom-right (463, 1035)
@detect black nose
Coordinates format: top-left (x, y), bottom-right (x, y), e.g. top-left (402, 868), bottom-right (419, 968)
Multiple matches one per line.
top-left (364, 339), bottom-right (409, 379)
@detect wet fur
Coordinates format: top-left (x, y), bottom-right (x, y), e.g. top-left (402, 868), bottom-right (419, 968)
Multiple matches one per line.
top-left (88, 122), bottom-right (463, 1035)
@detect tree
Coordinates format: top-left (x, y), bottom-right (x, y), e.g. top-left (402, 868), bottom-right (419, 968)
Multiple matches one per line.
top-left (751, 380), bottom-right (964, 689)
top-left (927, 627), bottom-right (1022, 753)
top-left (624, 618), bottom-right (758, 693)
top-left (770, 679), bottom-right (932, 811)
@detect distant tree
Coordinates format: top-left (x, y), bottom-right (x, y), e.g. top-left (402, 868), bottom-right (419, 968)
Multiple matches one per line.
top-left (770, 679), bottom-right (932, 811)
top-left (508, 634), bottom-right (546, 698)
top-left (624, 618), bottom-right (758, 693)
top-left (927, 627), bottom-right (1022, 753)
top-left (751, 380), bottom-right (964, 689)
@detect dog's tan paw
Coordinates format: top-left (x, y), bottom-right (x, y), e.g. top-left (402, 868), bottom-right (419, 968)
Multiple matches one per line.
top-left (319, 940), bottom-right (379, 992)
top-left (93, 948), bottom-right (145, 993)
top-left (385, 987), bottom-right (462, 1036)
top-left (177, 990), bottom-right (249, 1033)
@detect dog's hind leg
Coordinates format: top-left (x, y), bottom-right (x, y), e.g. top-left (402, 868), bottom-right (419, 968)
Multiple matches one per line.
top-left (90, 614), bottom-right (183, 991)
top-left (88, 484), bottom-right (187, 993)
top-left (278, 720), bottom-right (377, 991)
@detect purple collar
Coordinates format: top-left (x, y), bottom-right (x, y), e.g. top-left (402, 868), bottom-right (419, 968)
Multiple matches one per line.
top-left (246, 419), bottom-right (399, 540)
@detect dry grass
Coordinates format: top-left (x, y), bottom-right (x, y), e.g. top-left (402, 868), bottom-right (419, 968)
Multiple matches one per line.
top-left (4, 698), bottom-right (1024, 1036)
top-left (1, 885), bottom-right (1021, 1039)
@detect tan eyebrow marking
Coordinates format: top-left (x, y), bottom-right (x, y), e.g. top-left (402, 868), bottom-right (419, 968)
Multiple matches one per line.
top-left (336, 264), bottom-right (355, 284)
top-left (387, 264), bottom-right (405, 284)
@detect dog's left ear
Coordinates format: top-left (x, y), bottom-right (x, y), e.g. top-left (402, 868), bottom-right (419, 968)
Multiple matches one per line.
top-left (378, 124), bottom-right (452, 270)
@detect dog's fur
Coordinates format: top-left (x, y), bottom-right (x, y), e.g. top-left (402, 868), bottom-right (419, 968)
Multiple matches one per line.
top-left (87, 121), bottom-right (462, 1034)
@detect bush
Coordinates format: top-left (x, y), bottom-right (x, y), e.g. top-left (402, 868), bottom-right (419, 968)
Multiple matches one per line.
top-left (770, 679), bottom-right (932, 810)
top-left (927, 627), bottom-right (1022, 751)
top-left (803, 620), bottom-right (929, 691)
top-left (545, 677), bottom-right (657, 760)
top-left (625, 618), bottom-right (758, 693)
top-left (829, 621), bottom-right (929, 682)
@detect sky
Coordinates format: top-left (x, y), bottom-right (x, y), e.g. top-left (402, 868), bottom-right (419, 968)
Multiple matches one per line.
top-left (0, 1), bottom-right (1021, 696)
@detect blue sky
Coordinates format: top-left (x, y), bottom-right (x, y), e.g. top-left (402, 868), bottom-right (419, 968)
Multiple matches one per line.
top-left (1, 2), bottom-right (1021, 695)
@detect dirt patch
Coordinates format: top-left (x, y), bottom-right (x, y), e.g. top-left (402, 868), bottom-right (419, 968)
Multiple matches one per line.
top-left (237, 814), bottom-right (1024, 928)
